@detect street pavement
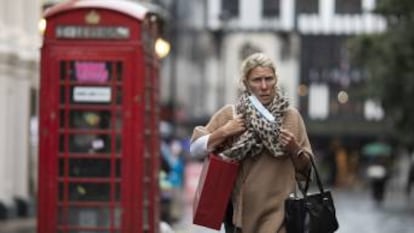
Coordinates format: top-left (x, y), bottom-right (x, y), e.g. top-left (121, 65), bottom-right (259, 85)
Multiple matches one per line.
top-left (333, 187), bottom-right (414, 233)
top-left (172, 186), bottom-right (414, 233)
top-left (1, 187), bottom-right (413, 233)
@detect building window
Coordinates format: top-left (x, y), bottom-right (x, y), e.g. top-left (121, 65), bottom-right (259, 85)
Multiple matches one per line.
top-left (296, 0), bottom-right (319, 14)
top-left (221, 0), bottom-right (239, 19)
top-left (262, 0), bottom-right (280, 18)
top-left (300, 35), bottom-right (365, 120)
top-left (335, 0), bottom-right (362, 14)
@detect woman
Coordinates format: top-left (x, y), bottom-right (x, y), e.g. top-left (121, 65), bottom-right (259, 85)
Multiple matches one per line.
top-left (190, 53), bottom-right (313, 233)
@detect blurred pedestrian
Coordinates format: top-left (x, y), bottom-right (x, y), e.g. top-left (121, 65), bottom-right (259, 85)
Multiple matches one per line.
top-left (190, 53), bottom-right (313, 233)
top-left (159, 121), bottom-right (186, 223)
top-left (334, 142), bottom-right (349, 187)
top-left (167, 139), bottom-right (185, 221)
top-left (366, 156), bottom-right (390, 205)
top-left (160, 121), bottom-right (174, 223)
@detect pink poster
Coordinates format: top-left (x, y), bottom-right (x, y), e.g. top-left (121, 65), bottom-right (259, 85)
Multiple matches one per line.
top-left (75, 62), bottom-right (109, 83)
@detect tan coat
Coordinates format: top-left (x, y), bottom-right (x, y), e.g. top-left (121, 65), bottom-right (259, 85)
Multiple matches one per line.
top-left (192, 104), bottom-right (313, 233)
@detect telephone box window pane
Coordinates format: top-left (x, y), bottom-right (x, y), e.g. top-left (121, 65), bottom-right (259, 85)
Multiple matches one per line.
top-left (60, 86), bottom-right (66, 104)
top-left (65, 207), bottom-right (111, 227)
top-left (60, 61), bottom-right (75, 81)
top-left (116, 135), bottom-right (122, 153)
top-left (69, 159), bottom-right (111, 177)
top-left (116, 62), bottom-right (123, 81)
top-left (57, 207), bottom-right (64, 224)
top-left (59, 158), bottom-right (65, 177)
top-left (59, 135), bottom-right (65, 152)
top-left (115, 183), bottom-right (121, 201)
top-left (114, 207), bottom-right (122, 227)
top-left (115, 112), bottom-right (122, 130)
top-left (115, 159), bottom-right (121, 178)
top-left (68, 110), bottom-right (112, 129)
top-left (60, 61), bottom-right (67, 80)
top-left (116, 87), bottom-right (122, 104)
top-left (60, 110), bottom-right (65, 128)
top-left (58, 182), bottom-right (64, 201)
top-left (69, 134), bottom-right (111, 153)
top-left (68, 183), bottom-right (111, 201)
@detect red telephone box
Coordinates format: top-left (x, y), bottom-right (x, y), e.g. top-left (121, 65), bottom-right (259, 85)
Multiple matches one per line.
top-left (38, 1), bottom-right (164, 232)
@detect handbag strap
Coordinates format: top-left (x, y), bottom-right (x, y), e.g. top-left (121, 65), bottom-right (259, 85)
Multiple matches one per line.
top-left (308, 155), bottom-right (325, 194)
top-left (294, 154), bottom-right (326, 197)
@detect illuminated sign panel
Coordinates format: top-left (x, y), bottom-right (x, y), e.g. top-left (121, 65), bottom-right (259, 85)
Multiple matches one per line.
top-left (56, 25), bottom-right (130, 39)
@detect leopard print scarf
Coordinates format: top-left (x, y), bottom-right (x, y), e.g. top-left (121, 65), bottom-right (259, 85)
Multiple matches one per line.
top-left (220, 90), bottom-right (289, 160)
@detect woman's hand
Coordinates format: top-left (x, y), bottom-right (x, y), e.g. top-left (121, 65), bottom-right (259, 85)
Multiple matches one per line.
top-left (221, 115), bottom-right (246, 137)
top-left (279, 128), bottom-right (301, 155)
top-left (206, 115), bottom-right (246, 151)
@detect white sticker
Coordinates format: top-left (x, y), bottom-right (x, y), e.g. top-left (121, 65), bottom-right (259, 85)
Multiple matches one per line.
top-left (92, 138), bottom-right (104, 149)
top-left (73, 86), bottom-right (111, 103)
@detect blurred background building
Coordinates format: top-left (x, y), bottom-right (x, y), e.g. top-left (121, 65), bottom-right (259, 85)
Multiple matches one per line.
top-left (0, 0), bottom-right (43, 219)
top-left (0, 0), bottom-right (396, 221)
top-left (157, 0), bottom-right (386, 127)
top-left (157, 0), bottom-right (389, 186)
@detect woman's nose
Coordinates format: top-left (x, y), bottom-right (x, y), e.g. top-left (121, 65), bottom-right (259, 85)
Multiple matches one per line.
top-left (260, 79), bottom-right (268, 89)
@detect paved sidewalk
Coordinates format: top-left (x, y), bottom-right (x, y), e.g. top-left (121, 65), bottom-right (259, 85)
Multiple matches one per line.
top-left (0, 217), bottom-right (36, 233)
top-left (172, 187), bottom-right (414, 233)
top-left (171, 203), bottom-right (225, 233)
top-left (1, 187), bottom-right (412, 233)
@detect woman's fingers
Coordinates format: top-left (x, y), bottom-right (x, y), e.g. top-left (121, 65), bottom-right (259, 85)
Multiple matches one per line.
top-left (279, 128), bottom-right (296, 148)
top-left (224, 117), bottom-right (246, 136)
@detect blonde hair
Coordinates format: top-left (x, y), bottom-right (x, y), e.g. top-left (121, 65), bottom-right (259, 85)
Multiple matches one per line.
top-left (239, 53), bottom-right (277, 91)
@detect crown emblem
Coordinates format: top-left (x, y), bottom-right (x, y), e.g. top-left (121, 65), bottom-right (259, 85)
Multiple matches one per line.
top-left (85, 10), bottom-right (100, 24)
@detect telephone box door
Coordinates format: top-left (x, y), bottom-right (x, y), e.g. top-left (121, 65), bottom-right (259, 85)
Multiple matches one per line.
top-left (39, 46), bottom-right (139, 233)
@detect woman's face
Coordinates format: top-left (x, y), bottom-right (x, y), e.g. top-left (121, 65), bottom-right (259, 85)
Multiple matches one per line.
top-left (245, 66), bottom-right (277, 105)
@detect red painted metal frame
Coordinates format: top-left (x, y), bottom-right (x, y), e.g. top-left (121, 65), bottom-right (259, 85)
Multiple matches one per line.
top-left (39, 1), bottom-right (161, 233)
top-left (44, 0), bottom-right (150, 21)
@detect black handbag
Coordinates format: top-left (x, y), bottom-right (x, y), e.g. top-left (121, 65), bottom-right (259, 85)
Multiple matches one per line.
top-left (285, 155), bottom-right (339, 233)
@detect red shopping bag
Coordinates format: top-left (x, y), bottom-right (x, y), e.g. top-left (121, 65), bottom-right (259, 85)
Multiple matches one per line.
top-left (193, 154), bottom-right (239, 230)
